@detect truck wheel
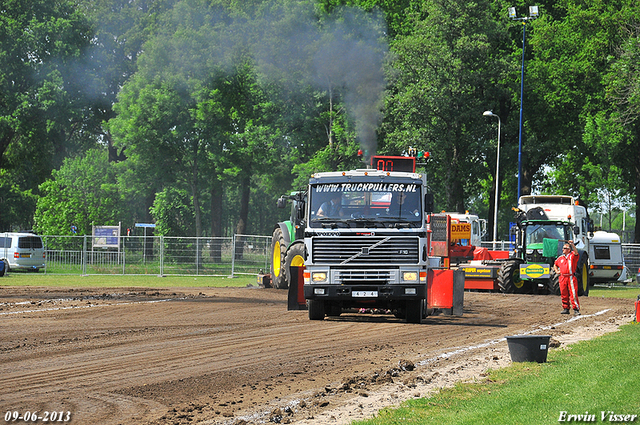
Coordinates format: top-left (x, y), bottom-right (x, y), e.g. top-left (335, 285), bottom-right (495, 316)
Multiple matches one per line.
top-left (498, 260), bottom-right (530, 293)
top-left (270, 227), bottom-right (287, 289)
top-left (327, 303), bottom-right (342, 317)
top-left (576, 252), bottom-right (590, 297)
top-left (405, 300), bottom-right (423, 324)
top-left (548, 269), bottom-right (560, 295)
top-left (284, 242), bottom-right (306, 288)
top-left (308, 300), bottom-right (325, 320)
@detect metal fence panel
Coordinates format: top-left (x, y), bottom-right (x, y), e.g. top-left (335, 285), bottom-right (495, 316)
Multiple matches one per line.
top-left (37, 234), bottom-right (272, 277)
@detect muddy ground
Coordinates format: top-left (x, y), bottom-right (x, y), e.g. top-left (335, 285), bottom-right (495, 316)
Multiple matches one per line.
top-left (0, 285), bottom-right (634, 425)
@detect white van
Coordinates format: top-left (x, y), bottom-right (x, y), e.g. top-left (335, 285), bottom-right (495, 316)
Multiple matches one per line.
top-left (588, 231), bottom-right (624, 284)
top-left (0, 232), bottom-right (46, 272)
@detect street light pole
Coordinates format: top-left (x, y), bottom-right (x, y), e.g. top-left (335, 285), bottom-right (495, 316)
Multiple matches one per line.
top-left (483, 111), bottom-right (501, 250)
top-left (509, 6), bottom-right (539, 202)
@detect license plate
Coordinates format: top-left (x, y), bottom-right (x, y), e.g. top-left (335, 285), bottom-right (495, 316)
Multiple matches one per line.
top-left (21, 254), bottom-right (31, 258)
top-left (352, 291), bottom-right (378, 298)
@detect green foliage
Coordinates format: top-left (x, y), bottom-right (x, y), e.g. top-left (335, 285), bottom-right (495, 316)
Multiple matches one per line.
top-left (2, 0), bottom-right (640, 239)
top-left (0, 170), bottom-right (38, 231)
top-left (381, 0), bottom-right (511, 212)
top-left (33, 149), bottom-right (127, 235)
top-left (150, 187), bottom-right (196, 236)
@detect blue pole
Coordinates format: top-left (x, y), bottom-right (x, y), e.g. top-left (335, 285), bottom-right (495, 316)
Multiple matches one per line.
top-left (517, 21), bottom-right (526, 202)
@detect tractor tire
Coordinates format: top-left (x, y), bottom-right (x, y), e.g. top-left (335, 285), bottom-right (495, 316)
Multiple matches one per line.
top-left (576, 251), bottom-right (590, 297)
top-left (284, 242), bottom-right (306, 288)
top-left (497, 260), bottom-right (530, 294)
top-left (548, 269), bottom-right (561, 295)
top-left (308, 300), bottom-right (325, 320)
top-left (270, 227), bottom-right (287, 289)
top-left (405, 299), bottom-right (424, 324)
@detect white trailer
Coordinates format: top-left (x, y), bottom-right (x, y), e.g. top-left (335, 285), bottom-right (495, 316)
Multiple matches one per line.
top-left (588, 231), bottom-right (625, 284)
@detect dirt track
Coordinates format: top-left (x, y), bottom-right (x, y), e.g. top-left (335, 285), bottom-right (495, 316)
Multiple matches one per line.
top-left (0, 285), bottom-right (633, 425)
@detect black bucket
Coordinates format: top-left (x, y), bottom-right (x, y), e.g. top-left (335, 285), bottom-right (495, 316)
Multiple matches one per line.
top-left (506, 335), bottom-right (552, 363)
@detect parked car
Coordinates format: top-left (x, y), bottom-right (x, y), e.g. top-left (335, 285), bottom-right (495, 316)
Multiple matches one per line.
top-left (0, 232), bottom-right (45, 272)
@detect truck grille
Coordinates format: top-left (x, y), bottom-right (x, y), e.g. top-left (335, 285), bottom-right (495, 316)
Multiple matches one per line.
top-left (336, 269), bottom-right (392, 285)
top-left (312, 236), bottom-right (419, 265)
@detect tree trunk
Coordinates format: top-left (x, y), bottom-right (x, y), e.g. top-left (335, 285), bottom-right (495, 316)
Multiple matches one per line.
top-left (235, 174), bottom-right (251, 261)
top-left (210, 174), bottom-right (223, 263)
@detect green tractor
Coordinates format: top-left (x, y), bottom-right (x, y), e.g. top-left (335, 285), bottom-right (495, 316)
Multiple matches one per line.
top-left (498, 204), bottom-right (592, 296)
top-left (270, 192), bottom-right (306, 289)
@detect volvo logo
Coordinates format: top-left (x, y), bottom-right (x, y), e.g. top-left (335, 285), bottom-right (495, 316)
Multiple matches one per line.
top-left (316, 231), bottom-right (340, 237)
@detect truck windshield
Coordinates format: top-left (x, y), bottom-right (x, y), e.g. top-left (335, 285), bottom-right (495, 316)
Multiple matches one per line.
top-left (525, 224), bottom-right (570, 245)
top-left (309, 184), bottom-right (422, 228)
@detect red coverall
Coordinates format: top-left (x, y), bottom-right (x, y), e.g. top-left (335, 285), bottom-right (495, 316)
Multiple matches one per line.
top-left (554, 251), bottom-right (580, 311)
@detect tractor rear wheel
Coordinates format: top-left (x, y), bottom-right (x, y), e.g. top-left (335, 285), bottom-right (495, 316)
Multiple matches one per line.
top-left (498, 260), bottom-right (530, 293)
top-left (284, 242), bottom-right (306, 289)
top-left (547, 269), bottom-right (561, 295)
top-left (270, 227), bottom-right (287, 289)
top-left (576, 252), bottom-right (590, 297)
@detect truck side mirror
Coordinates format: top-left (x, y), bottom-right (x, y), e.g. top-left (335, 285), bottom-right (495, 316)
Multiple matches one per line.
top-left (296, 201), bottom-right (305, 220)
top-left (424, 193), bottom-right (434, 214)
top-left (277, 197), bottom-right (287, 209)
top-left (573, 225), bottom-right (580, 235)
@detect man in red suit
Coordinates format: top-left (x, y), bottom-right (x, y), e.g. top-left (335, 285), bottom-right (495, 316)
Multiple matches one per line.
top-left (553, 240), bottom-right (580, 315)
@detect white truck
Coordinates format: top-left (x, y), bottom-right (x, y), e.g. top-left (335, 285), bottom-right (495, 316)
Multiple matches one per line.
top-left (273, 157), bottom-right (465, 323)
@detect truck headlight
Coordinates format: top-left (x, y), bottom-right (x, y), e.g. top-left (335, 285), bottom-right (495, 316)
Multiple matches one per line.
top-left (402, 271), bottom-right (418, 282)
top-left (312, 272), bottom-right (327, 282)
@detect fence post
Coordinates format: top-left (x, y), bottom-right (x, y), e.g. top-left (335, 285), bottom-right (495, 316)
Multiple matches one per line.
top-left (82, 235), bottom-right (87, 276)
top-left (230, 234), bottom-right (236, 277)
top-left (159, 235), bottom-right (164, 277)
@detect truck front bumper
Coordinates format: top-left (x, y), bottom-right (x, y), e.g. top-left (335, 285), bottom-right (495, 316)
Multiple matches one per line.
top-left (303, 284), bottom-right (426, 301)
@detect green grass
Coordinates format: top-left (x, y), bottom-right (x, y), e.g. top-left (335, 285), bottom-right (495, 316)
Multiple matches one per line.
top-left (589, 284), bottom-right (640, 299)
top-left (0, 273), bottom-right (258, 288)
top-left (354, 322), bottom-right (640, 425)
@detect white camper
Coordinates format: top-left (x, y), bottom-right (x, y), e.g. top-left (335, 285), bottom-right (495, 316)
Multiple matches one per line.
top-left (588, 231), bottom-right (624, 284)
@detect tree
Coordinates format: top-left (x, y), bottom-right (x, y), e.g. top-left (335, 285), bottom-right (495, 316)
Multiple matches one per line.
top-left (381, 0), bottom-right (513, 215)
top-left (0, 0), bottom-right (95, 230)
top-left (33, 149), bottom-right (126, 236)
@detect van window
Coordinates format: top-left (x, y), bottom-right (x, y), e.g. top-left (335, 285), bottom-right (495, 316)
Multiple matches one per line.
top-left (17, 236), bottom-right (43, 249)
top-left (593, 245), bottom-right (610, 260)
top-left (0, 237), bottom-right (10, 248)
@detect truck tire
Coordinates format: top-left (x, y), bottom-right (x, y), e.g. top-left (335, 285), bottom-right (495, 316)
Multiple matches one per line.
top-left (498, 260), bottom-right (530, 293)
top-left (576, 252), bottom-right (590, 297)
top-left (308, 300), bottom-right (325, 320)
top-left (548, 269), bottom-right (560, 295)
top-left (270, 227), bottom-right (287, 289)
top-left (405, 299), bottom-right (423, 324)
top-left (284, 242), bottom-right (306, 288)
